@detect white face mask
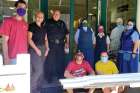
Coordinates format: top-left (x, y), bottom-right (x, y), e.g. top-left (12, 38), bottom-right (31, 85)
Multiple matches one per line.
top-left (101, 56), bottom-right (108, 63)
top-left (127, 25), bottom-right (133, 30)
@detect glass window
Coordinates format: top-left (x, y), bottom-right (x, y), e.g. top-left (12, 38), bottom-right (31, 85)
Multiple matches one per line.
top-left (48, 0), bottom-right (70, 30)
top-left (74, 0), bottom-right (97, 31)
top-left (28, 0), bottom-right (40, 23)
top-left (107, 0), bottom-right (137, 33)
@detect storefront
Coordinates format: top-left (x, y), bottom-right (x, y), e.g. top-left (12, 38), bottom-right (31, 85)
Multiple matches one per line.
top-left (0, 0), bottom-right (139, 56)
top-left (40, 0), bottom-right (138, 55)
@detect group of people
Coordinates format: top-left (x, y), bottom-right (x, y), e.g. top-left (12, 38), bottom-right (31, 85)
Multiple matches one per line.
top-left (0, 1), bottom-right (69, 93)
top-left (0, 0), bottom-right (140, 93)
top-left (76, 18), bottom-right (139, 74)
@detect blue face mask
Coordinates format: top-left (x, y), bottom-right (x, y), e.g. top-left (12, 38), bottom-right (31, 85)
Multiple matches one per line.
top-left (101, 56), bottom-right (108, 63)
top-left (17, 8), bottom-right (26, 16)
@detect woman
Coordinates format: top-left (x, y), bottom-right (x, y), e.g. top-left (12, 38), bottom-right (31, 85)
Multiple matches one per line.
top-left (28, 11), bottom-right (49, 93)
top-left (94, 25), bottom-right (110, 63)
top-left (75, 19), bottom-right (95, 67)
top-left (118, 19), bottom-right (139, 73)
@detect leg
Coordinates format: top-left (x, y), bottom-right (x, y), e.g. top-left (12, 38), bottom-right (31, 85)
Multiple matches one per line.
top-left (88, 88), bottom-right (95, 93)
top-left (30, 49), bottom-right (44, 93)
top-left (118, 86), bottom-right (124, 93)
top-left (102, 87), bottom-right (111, 93)
top-left (67, 89), bottom-right (74, 93)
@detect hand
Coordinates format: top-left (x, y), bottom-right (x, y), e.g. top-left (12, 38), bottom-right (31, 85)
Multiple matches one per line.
top-left (35, 48), bottom-right (42, 56)
top-left (44, 48), bottom-right (49, 56)
top-left (132, 53), bottom-right (136, 59)
top-left (64, 48), bottom-right (69, 54)
top-left (4, 57), bottom-right (10, 65)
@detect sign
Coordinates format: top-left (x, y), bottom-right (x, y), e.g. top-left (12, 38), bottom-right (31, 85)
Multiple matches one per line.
top-left (0, 54), bottom-right (30, 93)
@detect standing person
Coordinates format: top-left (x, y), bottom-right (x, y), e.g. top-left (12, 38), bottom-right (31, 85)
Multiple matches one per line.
top-left (64, 51), bottom-right (95, 93)
top-left (110, 18), bottom-right (125, 56)
top-left (118, 19), bottom-right (139, 73)
top-left (0, 0), bottom-right (28, 65)
top-left (44, 10), bottom-right (69, 83)
top-left (75, 19), bottom-right (95, 67)
top-left (28, 11), bottom-right (49, 93)
top-left (94, 25), bottom-right (110, 64)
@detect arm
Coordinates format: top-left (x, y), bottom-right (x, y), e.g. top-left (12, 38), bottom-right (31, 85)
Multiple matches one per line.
top-left (106, 35), bottom-right (110, 51)
top-left (93, 34), bottom-right (96, 48)
top-left (133, 40), bottom-right (139, 53)
top-left (86, 62), bottom-right (95, 75)
top-left (131, 32), bottom-right (139, 53)
top-left (64, 70), bottom-right (75, 78)
top-left (28, 32), bottom-right (41, 56)
top-left (89, 70), bottom-right (95, 75)
top-left (96, 71), bottom-right (104, 75)
top-left (2, 35), bottom-right (10, 65)
top-left (65, 33), bottom-right (69, 48)
top-left (44, 34), bottom-right (49, 56)
top-left (74, 29), bottom-right (80, 45)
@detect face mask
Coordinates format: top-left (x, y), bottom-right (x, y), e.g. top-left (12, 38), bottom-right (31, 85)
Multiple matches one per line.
top-left (101, 56), bottom-right (108, 63)
top-left (17, 8), bottom-right (26, 16)
top-left (83, 27), bottom-right (87, 31)
top-left (127, 25), bottom-right (133, 30)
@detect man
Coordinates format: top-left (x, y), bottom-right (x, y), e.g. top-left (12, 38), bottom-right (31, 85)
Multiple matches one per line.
top-left (64, 51), bottom-right (95, 93)
top-left (75, 19), bottom-right (95, 67)
top-left (110, 18), bottom-right (125, 56)
top-left (118, 19), bottom-right (139, 73)
top-left (44, 10), bottom-right (69, 82)
top-left (0, 0), bottom-right (28, 65)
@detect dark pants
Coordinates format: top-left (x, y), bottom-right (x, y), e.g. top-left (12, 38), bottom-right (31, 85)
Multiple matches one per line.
top-left (44, 44), bottom-right (65, 82)
top-left (118, 52), bottom-right (139, 73)
top-left (29, 46), bottom-right (46, 93)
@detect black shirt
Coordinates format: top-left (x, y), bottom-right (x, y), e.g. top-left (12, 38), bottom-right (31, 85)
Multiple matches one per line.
top-left (28, 22), bottom-right (46, 46)
top-left (45, 19), bottom-right (69, 45)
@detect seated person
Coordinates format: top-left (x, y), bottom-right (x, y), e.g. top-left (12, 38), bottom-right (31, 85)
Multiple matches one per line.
top-left (95, 52), bottom-right (119, 93)
top-left (64, 51), bottom-right (95, 93)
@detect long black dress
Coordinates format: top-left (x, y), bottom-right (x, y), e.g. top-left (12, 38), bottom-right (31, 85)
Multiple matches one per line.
top-left (44, 18), bottom-right (69, 83)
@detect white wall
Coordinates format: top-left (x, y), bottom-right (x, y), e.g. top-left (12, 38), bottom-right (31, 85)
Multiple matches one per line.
top-left (137, 0), bottom-right (140, 33)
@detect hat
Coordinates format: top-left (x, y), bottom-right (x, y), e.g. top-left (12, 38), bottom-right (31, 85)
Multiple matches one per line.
top-left (82, 20), bottom-right (88, 27)
top-left (98, 25), bottom-right (104, 33)
top-left (75, 50), bottom-right (84, 57)
top-left (101, 52), bottom-right (108, 56)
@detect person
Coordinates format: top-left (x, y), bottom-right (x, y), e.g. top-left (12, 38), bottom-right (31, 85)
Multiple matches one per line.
top-left (94, 25), bottom-right (110, 64)
top-left (64, 51), bottom-right (95, 93)
top-left (110, 18), bottom-right (125, 56)
top-left (28, 11), bottom-right (49, 93)
top-left (118, 19), bottom-right (139, 73)
top-left (75, 19), bottom-right (95, 67)
top-left (44, 9), bottom-right (69, 83)
top-left (0, 0), bottom-right (28, 65)
top-left (95, 52), bottom-right (119, 93)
